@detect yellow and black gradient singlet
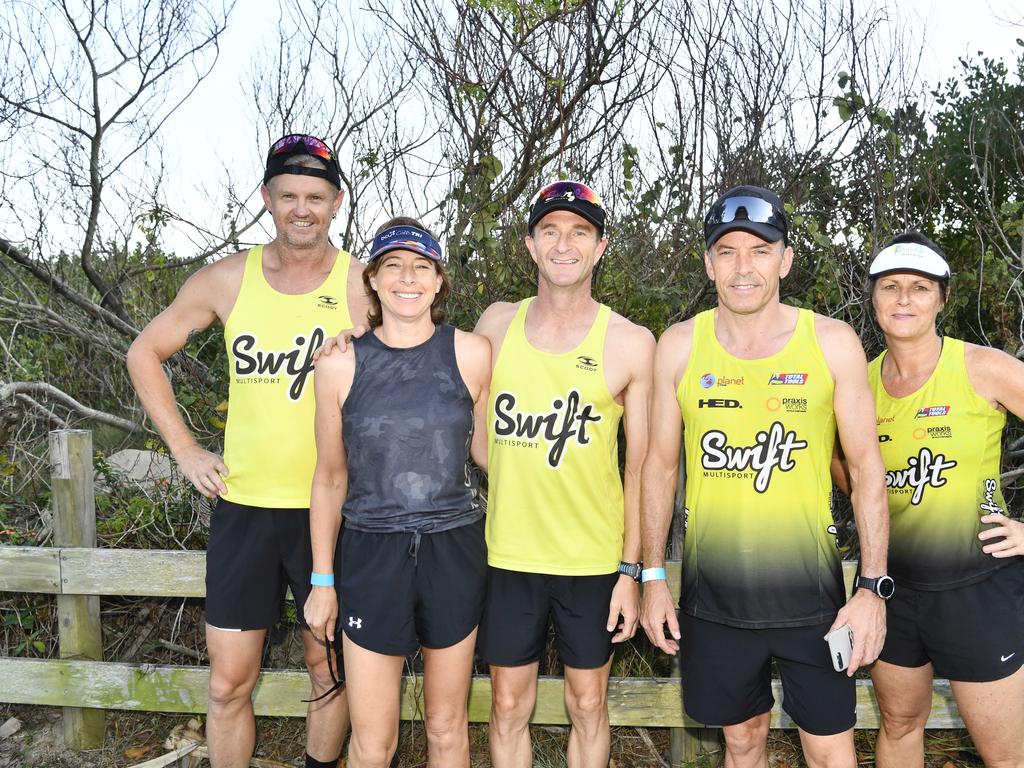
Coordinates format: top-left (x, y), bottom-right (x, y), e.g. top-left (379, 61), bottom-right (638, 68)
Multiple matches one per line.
top-left (222, 245), bottom-right (352, 507)
top-left (870, 338), bottom-right (1012, 589)
top-left (486, 299), bottom-right (624, 575)
top-left (678, 308), bottom-right (842, 628)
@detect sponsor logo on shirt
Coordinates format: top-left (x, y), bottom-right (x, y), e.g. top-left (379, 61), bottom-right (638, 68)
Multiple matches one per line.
top-left (492, 390), bottom-right (602, 468)
top-left (766, 396), bottom-right (807, 413)
top-left (317, 295), bottom-right (339, 309)
top-left (768, 372), bottom-right (808, 385)
top-left (576, 355), bottom-right (598, 371)
top-left (980, 478), bottom-right (1004, 515)
top-left (698, 398), bottom-right (742, 409)
top-left (926, 425), bottom-right (952, 439)
top-left (885, 447), bottom-right (957, 505)
top-left (878, 434), bottom-right (892, 443)
top-left (700, 372), bottom-right (745, 388)
top-left (231, 326), bottom-right (325, 401)
top-left (699, 421), bottom-right (808, 493)
top-left (914, 405), bottom-right (950, 418)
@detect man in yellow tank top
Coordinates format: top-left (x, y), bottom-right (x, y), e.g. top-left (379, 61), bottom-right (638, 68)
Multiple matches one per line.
top-left (640, 186), bottom-right (890, 768)
top-left (128, 135), bottom-right (370, 768)
top-left (474, 181), bottom-right (655, 768)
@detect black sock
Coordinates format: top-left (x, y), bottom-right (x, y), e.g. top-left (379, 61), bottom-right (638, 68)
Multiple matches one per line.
top-left (305, 753), bottom-right (341, 768)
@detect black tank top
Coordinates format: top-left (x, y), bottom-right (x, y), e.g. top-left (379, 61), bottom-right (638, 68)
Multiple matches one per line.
top-left (341, 324), bottom-right (481, 533)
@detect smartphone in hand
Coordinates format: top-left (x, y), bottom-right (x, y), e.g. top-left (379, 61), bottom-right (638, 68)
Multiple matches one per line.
top-left (825, 624), bottom-right (854, 672)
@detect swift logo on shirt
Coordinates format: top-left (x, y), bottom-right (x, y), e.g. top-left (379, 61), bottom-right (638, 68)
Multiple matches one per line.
top-left (980, 478), bottom-right (1004, 515)
top-left (493, 390), bottom-right (602, 468)
top-left (700, 421), bottom-right (808, 493)
top-left (885, 447), bottom-right (957, 505)
top-left (231, 327), bottom-right (325, 401)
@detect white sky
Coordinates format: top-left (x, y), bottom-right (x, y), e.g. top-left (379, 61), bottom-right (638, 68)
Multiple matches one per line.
top-left (149, 0), bottom-right (1024, 256)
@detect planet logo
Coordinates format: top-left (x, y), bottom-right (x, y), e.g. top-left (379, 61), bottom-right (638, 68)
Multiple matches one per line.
top-left (700, 373), bottom-right (716, 389)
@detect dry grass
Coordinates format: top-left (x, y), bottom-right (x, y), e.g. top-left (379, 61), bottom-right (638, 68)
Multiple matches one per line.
top-left (0, 704), bottom-right (992, 768)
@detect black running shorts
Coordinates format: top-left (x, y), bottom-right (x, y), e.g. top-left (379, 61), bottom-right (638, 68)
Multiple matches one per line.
top-left (338, 518), bottom-right (486, 656)
top-left (880, 562), bottom-right (1024, 682)
top-left (679, 612), bottom-right (856, 736)
top-left (477, 567), bottom-right (619, 669)
top-left (205, 498), bottom-right (341, 632)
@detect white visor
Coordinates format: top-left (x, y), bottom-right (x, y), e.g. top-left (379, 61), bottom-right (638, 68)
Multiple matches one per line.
top-left (868, 242), bottom-right (950, 280)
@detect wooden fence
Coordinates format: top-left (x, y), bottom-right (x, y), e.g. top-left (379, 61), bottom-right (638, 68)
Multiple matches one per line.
top-left (0, 430), bottom-right (964, 766)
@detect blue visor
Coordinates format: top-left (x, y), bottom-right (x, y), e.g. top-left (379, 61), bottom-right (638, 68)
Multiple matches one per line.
top-left (369, 226), bottom-right (443, 262)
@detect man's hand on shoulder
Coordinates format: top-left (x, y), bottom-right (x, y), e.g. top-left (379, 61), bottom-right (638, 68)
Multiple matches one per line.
top-left (173, 443), bottom-right (228, 499)
top-left (314, 325), bottom-right (370, 360)
top-left (473, 301), bottom-right (518, 340)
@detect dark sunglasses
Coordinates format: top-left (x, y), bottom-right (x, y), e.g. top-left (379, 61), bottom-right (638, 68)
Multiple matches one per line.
top-left (268, 134), bottom-right (336, 164)
top-left (302, 635), bottom-right (346, 703)
top-left (533, 180), bottom-right (604, 209)
top-left (704, 195), bottom-right (787, 237)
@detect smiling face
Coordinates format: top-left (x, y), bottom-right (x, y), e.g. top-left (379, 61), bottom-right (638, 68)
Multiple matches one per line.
top-left (871, 272), bottom-right (947, 341)
top-left (261, 174), bottom-right (343, 249)
top-left (367, 249), bottom-right (444, 323)
top-left (705, 230), bottom-right (793, 315)
top-left (525, 209), bottom-right (607, 290)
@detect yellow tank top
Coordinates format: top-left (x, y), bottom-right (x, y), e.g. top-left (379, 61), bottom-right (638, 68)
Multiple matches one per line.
top-left (486, 299), bottom-right (624, 575)
top-left (678, 308), bottom-right (841, 628)
top-left (221, 245), bottom-right (352, 507)
top-left (870, 338), bottom-right (1012, 589)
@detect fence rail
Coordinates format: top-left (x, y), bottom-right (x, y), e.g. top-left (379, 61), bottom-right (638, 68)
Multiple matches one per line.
top-left (0, 430), bottom-right (965, 765)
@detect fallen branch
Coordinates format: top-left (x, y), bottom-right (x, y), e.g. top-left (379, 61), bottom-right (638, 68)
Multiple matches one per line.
top-left (156, 639), bottom-right (207, 662)
top-left (128, 740), bottom-right (201, 767)
top-left (0, 381), bottom-right (142, 433)
top-left (633, 726), bottom-right (670, 768)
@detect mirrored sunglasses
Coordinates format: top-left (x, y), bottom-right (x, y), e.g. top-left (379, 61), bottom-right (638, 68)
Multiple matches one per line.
top-left (534, 180), bottom-right (603, 209)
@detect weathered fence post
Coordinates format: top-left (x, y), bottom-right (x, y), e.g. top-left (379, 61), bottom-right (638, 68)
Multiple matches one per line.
top-left (50, 429), bottom-right (104, 749)
top-left (667, 449), bottom-right (722, 766)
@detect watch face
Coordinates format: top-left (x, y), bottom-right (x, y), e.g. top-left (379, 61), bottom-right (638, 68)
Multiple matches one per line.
top-left (878, 576), bottom-right (895, 599)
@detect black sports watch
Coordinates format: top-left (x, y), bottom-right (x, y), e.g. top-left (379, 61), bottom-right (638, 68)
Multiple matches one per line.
top-left (618, 560), bottom-right (643, 583)
top-left (854, 574), bottom-right (895, 600)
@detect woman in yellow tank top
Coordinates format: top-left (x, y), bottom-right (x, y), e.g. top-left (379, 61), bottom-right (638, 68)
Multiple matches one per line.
top-left (836, 232), bottom-right (1024, 767)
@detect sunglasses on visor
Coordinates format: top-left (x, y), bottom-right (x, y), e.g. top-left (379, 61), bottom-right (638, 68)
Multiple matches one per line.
top-left (268, 134), bottom-right (336, 164)
top-left (533, 180), bottom-right (604, 209)
top-left (703, 196), bottom-right (787, 237)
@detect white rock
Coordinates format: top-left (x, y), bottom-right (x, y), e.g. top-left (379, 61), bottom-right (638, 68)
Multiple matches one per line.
top-left (101, 449), bottom-right (177, 484)
top-left (0, 716), bottom-right (21, 739)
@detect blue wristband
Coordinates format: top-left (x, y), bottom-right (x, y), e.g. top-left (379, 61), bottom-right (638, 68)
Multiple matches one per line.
top-left (310, 572), bottom-right (335, 587)
top-left (641, 567), bottom-right (667, 583)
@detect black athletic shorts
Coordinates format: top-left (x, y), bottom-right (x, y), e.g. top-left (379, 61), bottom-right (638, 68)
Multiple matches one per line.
top-left (880, 562), bottom-right (1024, 682)
top-left (338, 518), bottom-right (486, 656)
top-left (477, 567), bottom-right (619, 670)
top-left (679, 612), bottom-right (856, 736)
top-left (205, 498), bottom-right (341, 632)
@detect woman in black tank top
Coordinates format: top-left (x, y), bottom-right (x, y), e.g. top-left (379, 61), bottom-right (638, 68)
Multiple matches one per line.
top-left (304, 218), bottom-right (491, 768)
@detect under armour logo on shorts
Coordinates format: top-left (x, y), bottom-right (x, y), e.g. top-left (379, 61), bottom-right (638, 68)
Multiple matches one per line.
top-left (348, 616), bottom-right (362, 629)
